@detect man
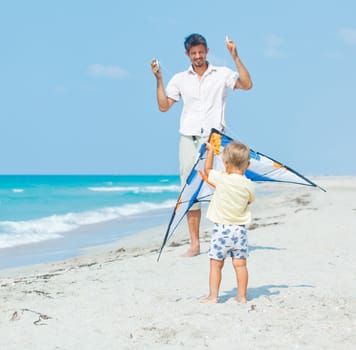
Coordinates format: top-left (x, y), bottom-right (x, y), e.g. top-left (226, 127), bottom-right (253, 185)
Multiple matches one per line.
top-left (151, 33), bottom-right (252, 257)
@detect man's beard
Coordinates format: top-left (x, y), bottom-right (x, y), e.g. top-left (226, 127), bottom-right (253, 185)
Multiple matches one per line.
top-left (193, 59), bottom-right (204, 67)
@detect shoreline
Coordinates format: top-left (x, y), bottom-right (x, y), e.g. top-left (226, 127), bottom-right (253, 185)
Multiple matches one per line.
top-left (0, 175), bottom-right (339, 271)
top-left (0, 175), bottom-right (352, 274)
top-left (0, 207), bottom-right (174, 271)
top-left (0, 176), bottom-right (355, 349)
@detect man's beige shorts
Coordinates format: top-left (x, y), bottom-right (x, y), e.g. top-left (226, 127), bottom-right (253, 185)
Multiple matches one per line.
top-left (179, 135), bottom-right (208, 211)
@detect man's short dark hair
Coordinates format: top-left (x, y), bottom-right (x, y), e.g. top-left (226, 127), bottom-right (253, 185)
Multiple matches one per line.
top-left (184, 33), bottom-right (207, 52)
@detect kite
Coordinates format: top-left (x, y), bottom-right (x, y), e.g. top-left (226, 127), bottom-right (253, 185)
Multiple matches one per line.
top-left (158, 128), bottom-right (325, 260)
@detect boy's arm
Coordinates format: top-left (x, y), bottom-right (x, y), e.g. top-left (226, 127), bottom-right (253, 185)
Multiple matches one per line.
top-left (248, 184), bottom-right (255, 204)
top-left (204, 143), bottom-right (214, 176)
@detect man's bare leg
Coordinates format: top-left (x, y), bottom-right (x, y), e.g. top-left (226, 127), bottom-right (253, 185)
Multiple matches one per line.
top-left (182, 209), bottom-right (201, 257)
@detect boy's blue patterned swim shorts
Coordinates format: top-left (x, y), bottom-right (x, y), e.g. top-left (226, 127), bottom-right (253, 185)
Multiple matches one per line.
top-left (208, 223), bottom-right (249, 260)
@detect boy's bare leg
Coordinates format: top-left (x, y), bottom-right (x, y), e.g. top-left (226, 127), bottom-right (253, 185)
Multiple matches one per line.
top-left (200, 259), bottom-right (224, 303)
top-left (182, 209), bottom-right (201, 257)
top-left (232, 258), bottom-right (248, 303)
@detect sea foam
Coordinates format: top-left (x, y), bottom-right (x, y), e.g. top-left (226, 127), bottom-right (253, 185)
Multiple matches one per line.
top-left (88, 185), bottom-right (180, 193)
top-left (0, 200), bottom-right (175, 248)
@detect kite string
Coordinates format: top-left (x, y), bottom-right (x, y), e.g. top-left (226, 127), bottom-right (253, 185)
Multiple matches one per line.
top-left (159, 61), bottom-right (174, 78)
top-left (224, 126), bottom-right (245, 144)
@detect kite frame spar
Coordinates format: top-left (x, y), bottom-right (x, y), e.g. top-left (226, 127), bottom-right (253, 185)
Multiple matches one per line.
top-left (158, 128), bottom-right (325, 260)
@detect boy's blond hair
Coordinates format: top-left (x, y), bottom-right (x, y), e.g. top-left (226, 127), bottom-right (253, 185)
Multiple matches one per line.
top-left (222, 141), bottom-right (250, 169)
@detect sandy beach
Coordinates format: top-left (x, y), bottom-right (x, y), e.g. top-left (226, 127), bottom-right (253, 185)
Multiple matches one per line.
top-left (0, 176), bottom-right (355, 349)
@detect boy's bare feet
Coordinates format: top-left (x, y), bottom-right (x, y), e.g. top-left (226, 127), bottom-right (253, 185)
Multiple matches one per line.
top-left (200, 296), bottom-right (218, 303)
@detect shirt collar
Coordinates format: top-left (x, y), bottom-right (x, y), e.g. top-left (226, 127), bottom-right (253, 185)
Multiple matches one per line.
top-left (187, 62), bottom-right (217, 76)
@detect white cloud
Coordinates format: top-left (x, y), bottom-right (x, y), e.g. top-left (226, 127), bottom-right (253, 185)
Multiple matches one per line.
top-left (87, 64), bottom-right (129, 79)
top-left (338, 28), bottom-right (356, 45)
top-left (263, 33), bottom-right (287, 58)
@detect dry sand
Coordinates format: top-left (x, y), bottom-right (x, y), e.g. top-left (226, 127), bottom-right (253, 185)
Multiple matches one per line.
top-left (0, 176), bottom-right (355, 349)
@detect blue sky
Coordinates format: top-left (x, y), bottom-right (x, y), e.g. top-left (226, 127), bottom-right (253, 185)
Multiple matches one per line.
top-left (0, 0), bottom-right (355, 175)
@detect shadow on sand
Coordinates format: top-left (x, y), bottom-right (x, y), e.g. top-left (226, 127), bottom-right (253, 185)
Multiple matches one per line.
top-left (219, 284), bottom-right (314, 303)
top-left (249, 245), bottom-right (286, 252)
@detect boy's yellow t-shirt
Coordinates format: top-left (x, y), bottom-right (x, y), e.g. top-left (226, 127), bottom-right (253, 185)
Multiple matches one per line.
top-left (207, 170), bottom-right (255, 225)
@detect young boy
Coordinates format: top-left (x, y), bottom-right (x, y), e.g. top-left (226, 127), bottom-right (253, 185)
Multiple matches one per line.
top-left (200, 141), bottom-right (255, 304)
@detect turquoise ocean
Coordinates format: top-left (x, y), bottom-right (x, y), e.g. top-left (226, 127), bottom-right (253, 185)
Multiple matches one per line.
top-left (0, 175), bottom-right (181, 269)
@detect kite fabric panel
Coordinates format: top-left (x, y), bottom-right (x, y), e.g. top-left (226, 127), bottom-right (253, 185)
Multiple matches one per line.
top-left (157, 128), bottom-right (325, 260)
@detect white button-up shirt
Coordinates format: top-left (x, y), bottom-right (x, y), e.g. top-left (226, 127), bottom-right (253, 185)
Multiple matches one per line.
top-left (166, 63), bottom-right (239, 137)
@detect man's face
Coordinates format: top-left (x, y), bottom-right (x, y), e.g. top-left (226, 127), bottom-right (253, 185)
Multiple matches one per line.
top-left (186, 44), bottom-right (209, 68)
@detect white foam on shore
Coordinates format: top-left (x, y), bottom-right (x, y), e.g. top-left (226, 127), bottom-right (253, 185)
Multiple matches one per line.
top-left (0, 200), bottom-right (175, 249)
top-left (88, 185), bottom-right (180, 193)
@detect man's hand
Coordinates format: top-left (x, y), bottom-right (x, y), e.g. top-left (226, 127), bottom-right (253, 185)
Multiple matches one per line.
top-left (151, 58), bottom-right (162, 79)
top-left (225, 36), bottom-right (253, 90)
top-left (225, 36), bottom-right (238, 60)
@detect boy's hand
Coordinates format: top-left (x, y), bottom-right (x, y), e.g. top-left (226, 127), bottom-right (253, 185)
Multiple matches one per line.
top-left (205, 142), bottom-right (214, 152)
top-left (204, 143), bottom-right (214, 176)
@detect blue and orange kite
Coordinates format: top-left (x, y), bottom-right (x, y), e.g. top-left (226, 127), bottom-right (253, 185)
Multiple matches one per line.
top-left (158, 128), bottom-right (325, 260)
